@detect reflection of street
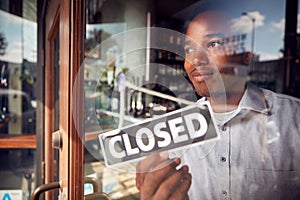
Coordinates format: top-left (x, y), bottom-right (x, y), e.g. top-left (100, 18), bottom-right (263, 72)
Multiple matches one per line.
top-left (84, 81), bottom-right (195, 135)
top-left (96, 109), bottom-right (142, 129)
top-left (85, 109), bottom-right (143, 141)
top-left (85, 90), bottom-right (142, 134)
top-left (0, 88), bottom-right (36, 199)
top-left (85, 161), bottom-right (139, 200)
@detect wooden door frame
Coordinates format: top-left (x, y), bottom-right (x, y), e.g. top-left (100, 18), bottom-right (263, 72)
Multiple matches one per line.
top-left (43, 0), bottom-right (85, 199)
top-left (44, 0), bottom-right (60, 199)
top-left (68, 0), bottom-right (85, 199)
top-left (60, 0), bottom-right (85, 199)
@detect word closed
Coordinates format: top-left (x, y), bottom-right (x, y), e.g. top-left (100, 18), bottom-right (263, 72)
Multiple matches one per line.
top-left (99, 102), bottom-right (219, 166)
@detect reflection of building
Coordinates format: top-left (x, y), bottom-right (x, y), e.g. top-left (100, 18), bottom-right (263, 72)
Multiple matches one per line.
top-left (251, 59), bottom-right (285, 92)
top-left (283, 0), bottom-right (300, 97)
top-left (0, 59), bottom-right (36, 134)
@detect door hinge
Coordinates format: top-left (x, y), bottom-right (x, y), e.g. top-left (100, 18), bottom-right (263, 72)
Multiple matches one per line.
top-left (52, 130), bottom-right (62, 149)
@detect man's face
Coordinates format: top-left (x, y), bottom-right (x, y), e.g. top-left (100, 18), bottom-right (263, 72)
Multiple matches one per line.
top-left (184, 11), bottom-right (235, 98)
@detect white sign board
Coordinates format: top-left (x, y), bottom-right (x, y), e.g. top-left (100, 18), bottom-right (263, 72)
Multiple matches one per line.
top-left (99, 102), bottom-right (219, 166)
top-left (0, 190), bottom-right (22, 200)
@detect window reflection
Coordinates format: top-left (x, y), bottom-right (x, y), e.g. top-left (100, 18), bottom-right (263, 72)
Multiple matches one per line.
top-left (83, 0), bottom-right (300, 199)
top-left (0, 5), bottom-right (37, 135)
top-left (0, 0), bottom-right (37, 199)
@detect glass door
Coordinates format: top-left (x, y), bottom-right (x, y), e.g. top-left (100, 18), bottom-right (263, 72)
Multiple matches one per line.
top-left (0, 0), bottom-right (37, 199)
top-left (43, 0), bottom-right (85, 199)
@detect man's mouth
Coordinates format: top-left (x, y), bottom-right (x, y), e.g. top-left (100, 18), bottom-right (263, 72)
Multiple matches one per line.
top-left (191, 71), bottom-right (214, 82)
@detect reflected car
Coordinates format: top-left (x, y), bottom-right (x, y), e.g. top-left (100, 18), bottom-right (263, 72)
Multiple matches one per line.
top-left (0, 89), bottom-right (36, 134)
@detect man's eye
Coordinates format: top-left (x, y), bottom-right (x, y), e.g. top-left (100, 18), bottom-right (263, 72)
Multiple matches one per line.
top-left (207, 41), bottom-right (222, 48)
top-left (184, 47), bottom-right (195, 54)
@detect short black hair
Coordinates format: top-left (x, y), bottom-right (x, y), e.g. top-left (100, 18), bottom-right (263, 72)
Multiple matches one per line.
top-left (182, 0), bottom-right (235, 33)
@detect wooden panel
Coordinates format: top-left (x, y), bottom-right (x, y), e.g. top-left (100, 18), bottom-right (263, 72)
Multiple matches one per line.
top-left (59, 0), bottom-right (85, 199)
top-left (58, 0), bottom-right (70, 198)
top-left (0, 134), bottom-right (36, 149)
top-left (69, 0), bottom-right (85, 198)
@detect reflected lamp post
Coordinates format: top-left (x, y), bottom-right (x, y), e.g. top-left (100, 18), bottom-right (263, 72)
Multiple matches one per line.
top-left (242, 12), bottom-right (256, 55)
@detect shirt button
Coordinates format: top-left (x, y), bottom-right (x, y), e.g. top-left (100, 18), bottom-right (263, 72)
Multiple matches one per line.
top-left (220, 157), bottom-right (227, 162)
top-left (222, 126), bottom-right (227, 132)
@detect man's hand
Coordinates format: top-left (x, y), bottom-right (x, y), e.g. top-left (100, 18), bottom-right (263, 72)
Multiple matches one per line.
top-left (136, 151), bottom-right (192, 200)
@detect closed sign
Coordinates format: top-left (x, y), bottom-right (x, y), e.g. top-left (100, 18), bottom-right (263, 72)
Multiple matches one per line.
top-left (99, 101), bottom-right (219, 166)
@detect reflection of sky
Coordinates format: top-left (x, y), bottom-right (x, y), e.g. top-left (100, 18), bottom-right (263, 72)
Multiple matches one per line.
top-left (176, 0), bottom-right (300, 61)
top-left (0, 10), bottom-right (37, 64)
top-left (229, 10), bottom-right (284, 61)
top-left (225, 0), bottom-right (300, 61)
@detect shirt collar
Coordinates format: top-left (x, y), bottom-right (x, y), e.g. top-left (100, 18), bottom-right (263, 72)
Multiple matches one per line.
top-left (239, 83), bottom-right (270, 115)
top-left (197, 83), bottom-right (270, 116)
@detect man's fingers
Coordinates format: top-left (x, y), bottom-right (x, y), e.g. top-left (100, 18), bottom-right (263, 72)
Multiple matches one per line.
top-left (169, 170), bottom-right (192, 200)
top-left (136, 151), bottom-right (170, 173)
top-left (139, 157), bottom-right (181, 196)
top-left (136, 151), bottom-right (172, 190)
top-left (152, 165), bottom-right (191, 200)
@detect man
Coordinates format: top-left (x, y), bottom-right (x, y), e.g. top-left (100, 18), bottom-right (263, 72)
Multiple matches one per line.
top-left (136, 4), bottom-right (300, 200)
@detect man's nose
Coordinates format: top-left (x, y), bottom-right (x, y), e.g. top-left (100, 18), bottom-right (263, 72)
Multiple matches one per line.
top-left (192, 50), bottom-right (209, 66)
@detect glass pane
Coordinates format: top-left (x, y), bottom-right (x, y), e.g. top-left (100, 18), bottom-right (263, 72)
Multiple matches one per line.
top-left (0, 1), bottom-right (37, 135)
top-left (53, 27), bottom-right (60, 199)
top-left (0, 0), bottom-right (37, 199)
top-left (54, 30), bottom-right (60, 131)
top-left (82, 0), bottom-right (300, 199)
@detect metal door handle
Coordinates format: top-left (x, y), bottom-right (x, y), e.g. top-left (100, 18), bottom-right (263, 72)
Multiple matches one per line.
top-left (84, 177), bottom-right (101, 193)
top-left (84, 178), bottom-right (110, 200)
top-left (30, 181), bottom-right (60, 200)
top-left (84, 192), bottom-right (110, 200)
